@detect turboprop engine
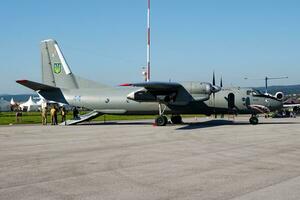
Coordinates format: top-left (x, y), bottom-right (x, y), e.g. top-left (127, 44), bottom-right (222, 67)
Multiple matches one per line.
top-left (189, 82), bottom-right (221, 95)
top-left (188, 82), bottom-right (221, 101)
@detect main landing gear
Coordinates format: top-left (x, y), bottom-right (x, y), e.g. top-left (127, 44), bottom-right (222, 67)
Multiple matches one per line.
top-left (154, 103), bottom-right (183, 126)
top-left (155, 115), bottom-right (183, 126)
top-left (155, 103), bottom-right (168, 126)
top-left (155, 115), bottom-right (168, 126)
top-left (171, 115), bottom-right (183, 124)
top-left (249, 115), bottom-right (259, 125)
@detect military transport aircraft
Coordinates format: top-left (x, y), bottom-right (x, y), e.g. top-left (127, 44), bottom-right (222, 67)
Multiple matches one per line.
top-left (17, 39), bottom-right (283, 126)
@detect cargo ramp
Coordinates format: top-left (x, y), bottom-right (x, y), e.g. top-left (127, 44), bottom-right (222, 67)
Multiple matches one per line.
top-left (60, 110), bottom-right (102, 125)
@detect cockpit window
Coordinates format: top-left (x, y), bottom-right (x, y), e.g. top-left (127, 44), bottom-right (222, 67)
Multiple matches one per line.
top-left (252, 89), bottom-right (262, 95)
top-left (247, 89), bottom-right (263, 96)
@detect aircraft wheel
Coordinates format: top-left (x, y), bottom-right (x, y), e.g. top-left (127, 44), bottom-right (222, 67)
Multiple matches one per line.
top-left (171, 115), bottom-right (183, 124)
top-left (155, 115), bottom-right (167, 126)
top-left (249, 116), bottom-right (259, 125)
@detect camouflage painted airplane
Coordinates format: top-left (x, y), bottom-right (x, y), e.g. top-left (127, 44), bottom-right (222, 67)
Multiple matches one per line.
top-left (17, 39), bottom-right (283, 126)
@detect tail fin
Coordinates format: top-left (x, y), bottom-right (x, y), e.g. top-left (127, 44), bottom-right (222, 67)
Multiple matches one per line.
top-left (41, 39), bottom-right (78, 89)
top-left (41, 39), bottom-right (109, 89)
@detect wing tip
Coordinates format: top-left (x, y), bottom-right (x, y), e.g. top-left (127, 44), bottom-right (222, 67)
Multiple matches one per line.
top-left (119, 83), bottom-right (133, 87)
top-left (16, 79), bottom-right (28, 84)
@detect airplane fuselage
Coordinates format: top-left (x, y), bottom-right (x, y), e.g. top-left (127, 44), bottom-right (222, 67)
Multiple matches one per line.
top-left (62, 85), bottom-right (282, 116)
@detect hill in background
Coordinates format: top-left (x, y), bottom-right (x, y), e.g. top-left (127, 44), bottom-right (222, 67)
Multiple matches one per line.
top-left (255, 85), bottom-right (300, 95)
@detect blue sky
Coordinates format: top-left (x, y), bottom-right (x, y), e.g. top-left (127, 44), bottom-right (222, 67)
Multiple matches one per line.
top-left (0, 0), bottom-right (299, 94)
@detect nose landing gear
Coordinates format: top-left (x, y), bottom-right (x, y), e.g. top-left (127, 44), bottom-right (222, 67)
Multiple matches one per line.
top-left (249, 115), bottom-right (259, 125)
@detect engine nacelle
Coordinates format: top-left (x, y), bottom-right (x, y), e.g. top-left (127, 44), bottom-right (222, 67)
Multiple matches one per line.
top-left (275, 92), bottom-right (284, 101)
top-left (127, 89), bottom-right (156, 102)
top-left (191, 82), bottom-right (213, 94)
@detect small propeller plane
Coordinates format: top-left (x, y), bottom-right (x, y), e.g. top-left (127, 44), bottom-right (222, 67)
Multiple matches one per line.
top-left (16, 39), bottom-right (283, 126)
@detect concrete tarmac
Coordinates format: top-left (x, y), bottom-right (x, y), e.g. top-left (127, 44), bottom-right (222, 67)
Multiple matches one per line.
top-left (0, 117), bottom-right (300, 200)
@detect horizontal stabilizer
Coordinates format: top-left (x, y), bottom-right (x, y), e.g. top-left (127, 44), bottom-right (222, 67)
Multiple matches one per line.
top-left (16, 80), bottom-right (58, 91)
top-left (16, 79), bottom-right (68, 104)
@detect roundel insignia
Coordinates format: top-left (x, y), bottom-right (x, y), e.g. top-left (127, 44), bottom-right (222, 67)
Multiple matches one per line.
top-left (53, 63), bottom-right (62, 74)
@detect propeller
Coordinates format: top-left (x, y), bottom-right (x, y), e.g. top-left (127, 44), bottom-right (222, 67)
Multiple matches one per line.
top-left (211, 72), bottom-right (223, 118)
top-left (212, 72), bottom-right (217, 118)
top-left (213, 71), bottom-right (215, 86)
top-left (211, 72), bottom-right (221, 93)
top-left (220, 76), bottom-right (223, 88)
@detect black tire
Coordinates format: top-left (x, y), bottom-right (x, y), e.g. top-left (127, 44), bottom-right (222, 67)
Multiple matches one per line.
top-left (163, 115), bottom-right (168, 124)
top-left (171, 115), bottom-right (183, 124)
top-left (249, 116), bottom-right (259, 125)
top-left (155, 116), bottom-right (167, 126)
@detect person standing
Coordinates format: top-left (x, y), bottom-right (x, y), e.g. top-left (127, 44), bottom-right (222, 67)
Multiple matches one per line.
top-left (73, 107), bottom-right (79, 120)
top-left (41, 102), bottom-right (48, 125)
top-left (54, 106), bottom-right (58, 125)
top-left (50, 106), bottom-right (57, 125)
top-left (61, 106), bottom-right (67, 123)
top-left (15, 111), bottom-right (22, 123)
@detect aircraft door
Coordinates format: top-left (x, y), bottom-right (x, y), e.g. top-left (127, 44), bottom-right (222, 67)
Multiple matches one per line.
top-left (245, 97), bottom-right (250, 107)
top-left (228, 93), bottom-right (235, 109)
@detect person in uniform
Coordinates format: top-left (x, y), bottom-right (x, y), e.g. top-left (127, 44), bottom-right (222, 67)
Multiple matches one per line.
top-left (50, 106), bottom-right (57, 125)
top-left (41, 102), bottom-right (48, 125)
top-left (54, 105), bottom-right (58, 125)
top-left (73, 107), bottom-right (79, 120)
top-left (61, 106), bottom-right (67, 123)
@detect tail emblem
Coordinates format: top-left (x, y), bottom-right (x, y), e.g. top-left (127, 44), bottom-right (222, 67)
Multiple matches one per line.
top-left (53, 63), bottom-right (62, 74)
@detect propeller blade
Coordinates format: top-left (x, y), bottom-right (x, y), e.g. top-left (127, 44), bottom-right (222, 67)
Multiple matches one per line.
top-left (213, 71), bottom-right (216, 86)
top-left (213, 92), bottom-right (217, 118)
top-left (220, 76), bottom-right (223, 88)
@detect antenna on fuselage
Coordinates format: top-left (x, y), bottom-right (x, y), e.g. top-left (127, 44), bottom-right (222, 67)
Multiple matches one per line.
top-left (244, 76), bottom-right (288, 94)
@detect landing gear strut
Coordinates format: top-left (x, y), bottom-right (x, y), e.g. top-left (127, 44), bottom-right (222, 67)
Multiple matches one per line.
top-left (249, 115), bottom-right (259, 125)
top-left (171, 115), bottom-right (183, 124)
top-left (155, 103), bottom-right (168, 126)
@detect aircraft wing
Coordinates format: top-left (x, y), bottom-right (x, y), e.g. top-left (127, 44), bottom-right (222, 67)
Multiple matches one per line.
top-left (120, 81), bottom-right (194, 105)
top-left (120, 82), bottom-right (182, 92)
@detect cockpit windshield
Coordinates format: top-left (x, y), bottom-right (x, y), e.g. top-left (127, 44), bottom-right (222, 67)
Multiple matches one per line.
top-left (247, 89), bottom-right (263, 96)
top-left (252, 89), bottom-right (263, 95)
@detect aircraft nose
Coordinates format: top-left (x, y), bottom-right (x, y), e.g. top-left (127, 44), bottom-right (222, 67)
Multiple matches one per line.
top-left (270, 99), bottom-right (283, 111)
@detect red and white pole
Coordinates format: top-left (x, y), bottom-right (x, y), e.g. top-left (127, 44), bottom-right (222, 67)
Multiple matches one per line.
top-left (146, 0), bottom-right (151, 82)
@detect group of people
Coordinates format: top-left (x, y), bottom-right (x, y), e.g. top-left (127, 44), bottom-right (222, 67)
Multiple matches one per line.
top-left (41, 103), bottom-right (80, 125)
top-left (41, 103), bottom-right (67, 125)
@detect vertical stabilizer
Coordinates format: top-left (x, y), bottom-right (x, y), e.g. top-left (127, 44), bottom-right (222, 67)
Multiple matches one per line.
top-left (41, 39), bottom-right (78, 89)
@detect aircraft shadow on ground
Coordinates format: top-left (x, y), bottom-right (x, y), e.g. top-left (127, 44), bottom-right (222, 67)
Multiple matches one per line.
top-left (77, 119), bottom-right (300, 129)
top-left (176, 119), bottom-right (300, 130)
top-left (176, 120), bottom-right (241, 130)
